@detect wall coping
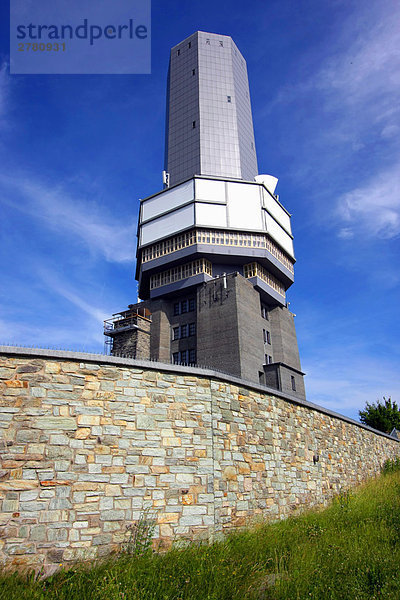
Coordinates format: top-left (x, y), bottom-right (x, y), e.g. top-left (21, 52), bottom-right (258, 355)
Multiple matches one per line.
top-left (1, 345), bottom-right (398, 443)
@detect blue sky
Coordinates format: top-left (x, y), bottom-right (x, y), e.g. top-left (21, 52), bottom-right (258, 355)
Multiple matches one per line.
top-left (1, 0), bottom-right (399, 420)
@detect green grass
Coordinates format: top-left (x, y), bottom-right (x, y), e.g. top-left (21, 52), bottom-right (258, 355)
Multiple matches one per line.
top-left (2, 470), bottom-right (400, 600)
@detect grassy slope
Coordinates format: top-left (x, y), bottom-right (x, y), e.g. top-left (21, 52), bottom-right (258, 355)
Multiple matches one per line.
top-left (1, 471), bottom-right (400, 600)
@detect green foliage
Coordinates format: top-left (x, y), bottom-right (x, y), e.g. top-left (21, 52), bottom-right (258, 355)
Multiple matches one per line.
top-left (359, 396), bottom-right (400, 433)
top-left (121, 508), bottom-right (157, 557)
top-left (2, 473), bottom-right (400, 599)
top-left (381, 456), bottom-right (400, 475)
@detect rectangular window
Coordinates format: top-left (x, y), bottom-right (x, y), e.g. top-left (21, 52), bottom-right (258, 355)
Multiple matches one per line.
top-left (206, 39), bottom-right (210, 45)
top-left (181, 300), bottom-right (188, 314)
top-left (173, 327), bottom-right (180, 341)
top-left (227, 95), bottom-right (231, 102)
top-left (188, 41), bottom-right (191, 48)
top-left (177, 49), bottom-right (180, 56)
top-left (261, 303), bottom-right (269, 320)
top-left (263, 329), bottom-right (267, 343)
top-left (173, 303), bottom-right (180, 316)
top-left (173, 352), bottom-right (179, 364)
top-left (192, 69), bottom-right (196, 76)
top-left (188, 298), bottom-right (196, 312)
top-left (189, 322), bottom-right (196, 336)
top-left (266, 331), bottom-right (271, 345)
top-left (268, 355), bottom-right (273, 364)
top-left (180, 324), bottom-right (188, 338)
top-left (192, 121), bottom-right (196, 129)
top-left (189, 349), bottom-right (196, 364)
top-left (219, 40), bottom-right (223, 47)
top-left (265, 354), bottom-right (268, 365)
top-left (180, 350), bottom-right (188, 364)
top-left (291, 376), bottom-right (296, 391)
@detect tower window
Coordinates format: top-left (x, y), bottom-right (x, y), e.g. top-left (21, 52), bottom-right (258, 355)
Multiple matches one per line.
top-left (192, 121), bottom-right (196, 129)
top-left (177, 49), bottom-right (180, 56)
top-left (172, 350), bottom-right (196, 366)
top-left (180, 324), bottom-right (188, 338)
top-left (291, 376), bottom-right (296, 391)
top-left (173, 327), bottom-right (180, 341)
top-left (173, 298), bottom-right (196, 315)
top-left (188, 42), bottom-right (191, 48)
top-left (192, 69), bottom-right (196, 76)
top-left (227, 95), bottom-right (231, 102)
top-left (263, 329), bottom-right (271, 344)
top-left (261, 303), bottom-right (269, 320)
top-left (189, 322), bottom-right (196, 336)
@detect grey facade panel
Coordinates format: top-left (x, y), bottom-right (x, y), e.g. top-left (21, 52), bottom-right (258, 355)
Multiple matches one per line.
top-left (166, 32), bottom-right (258, 186)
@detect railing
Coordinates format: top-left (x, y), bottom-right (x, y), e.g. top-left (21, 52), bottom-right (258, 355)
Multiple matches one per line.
top-left (104, 311), bottom-right (150, 334)
top-left (150, 259), bottom-right (212, 290)
top-left (243, 262), bottom-right (286, 298)
top-left (141, 228), bottom-right (294, 273)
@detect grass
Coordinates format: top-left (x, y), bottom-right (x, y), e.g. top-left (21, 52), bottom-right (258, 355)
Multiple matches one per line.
top-left (1, 468), bottom-right (400, 599)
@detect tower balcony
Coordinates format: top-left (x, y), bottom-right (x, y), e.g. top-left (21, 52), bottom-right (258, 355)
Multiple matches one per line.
top-left (148, 258), bottom-right (213, 298)
top-left (243, 262), bottom-right (286, 305)
top-left (104, 307), bottom-right (151, 337)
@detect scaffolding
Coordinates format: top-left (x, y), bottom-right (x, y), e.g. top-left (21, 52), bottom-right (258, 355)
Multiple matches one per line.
top-left (103, 306), bottom-right (151, 355)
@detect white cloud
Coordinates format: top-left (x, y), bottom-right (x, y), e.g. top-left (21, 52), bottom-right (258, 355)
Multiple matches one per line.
top-left (260, 2), bottom-right (400, 186)
top-left (313, 4), bottom-right (400, 141)
top-left (0, 316), bottom-right (103, 351)
top-left (335, 163), bottom-right (400, 239)
top-left (0, 171), bottom-right (136, 263)
top-left (36, 267), bottom-right (109, 324)
top-left (304, 353), bottom-right (400, 421)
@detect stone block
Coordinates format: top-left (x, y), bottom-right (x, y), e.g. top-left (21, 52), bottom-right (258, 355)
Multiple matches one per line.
top-left (77, 415), bottom-right (100, 426)
top-left (33, 417), bottom-right (77, 431)
top-left (49, 434), bottom-right (70, 445)
top-left (136, 414), bottom-right (155, 429)
top-left (92, 533), bottom-right (112, 546)
top-left (157, 512), bottom-right (179, 524)
top-left (100, 510), bottom-right (124, 521)
top-left (75, 428), bottom-right (91, 439)
top-left (222, 467), bottom-right (237, 481)
top-left (0, 367), bottom-right (15, 379)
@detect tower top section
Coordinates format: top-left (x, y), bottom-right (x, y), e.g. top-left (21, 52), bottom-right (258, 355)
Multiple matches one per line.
top-left (165, 31), bottom-right (258, 187)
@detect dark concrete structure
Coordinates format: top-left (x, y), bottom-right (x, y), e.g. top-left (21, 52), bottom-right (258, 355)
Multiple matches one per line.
top-left (105, 31), bottom-right (306, 399)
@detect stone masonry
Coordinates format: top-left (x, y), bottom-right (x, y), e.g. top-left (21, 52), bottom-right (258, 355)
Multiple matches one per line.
top-left (0, 347), bottom-right (398, 573)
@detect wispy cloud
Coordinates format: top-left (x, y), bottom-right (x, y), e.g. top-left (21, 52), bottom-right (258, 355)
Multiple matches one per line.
top-left (260, 2), bottom-right (400, 187)
top-left (0, 171), bottom-right (137, 263)
top-left (36, 267), bottom-right (109, 324)
top-left (335, 162), bottom-right (400, 239)
top-left (304, 353), bottom-right (400, 421)
top-left (314, 7), bottom-right (400, 151)
top-left (0, 315), bottom-right (103, 350)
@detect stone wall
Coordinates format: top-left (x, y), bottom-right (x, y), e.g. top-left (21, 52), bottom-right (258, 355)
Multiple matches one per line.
top-left (0, 347), bottom-right (398, 573)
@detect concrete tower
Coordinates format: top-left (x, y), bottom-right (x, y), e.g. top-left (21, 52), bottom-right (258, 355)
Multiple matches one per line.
top-left (165, 31), bottom-right (258, 186)
top-left (105, 31), bottom-right (306, 399)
